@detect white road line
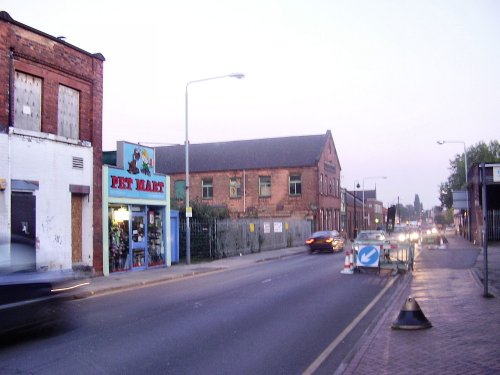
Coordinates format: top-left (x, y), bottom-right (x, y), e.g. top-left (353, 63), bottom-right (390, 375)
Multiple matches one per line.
top-left (302, 276), bottom-right (397, 375)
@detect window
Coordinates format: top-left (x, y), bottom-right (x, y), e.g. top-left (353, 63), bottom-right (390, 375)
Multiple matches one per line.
top-left (259, 176), bottom-right (271, 197)
top-left (14, 71), bottom-right (42, 131)
top-left (289, 174), bottom-right (302, 196)
top-left (229, 177), bottom-right (242, 198)
top-left (324, 174), bottom-right (328, 196)
top-left (174, 180), bottom-right (185, 201)
top-left (319, 174), bottom-right (323, 195)
top-left (202, 179), bottom-right (213, 199)
top-left (58, 85), bottom-right (80, 139)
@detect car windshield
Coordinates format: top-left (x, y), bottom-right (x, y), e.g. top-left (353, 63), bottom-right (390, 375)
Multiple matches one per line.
top-left (312, 231), bottom-right (339, 238)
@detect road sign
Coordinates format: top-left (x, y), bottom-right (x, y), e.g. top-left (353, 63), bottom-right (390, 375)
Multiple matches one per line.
top-left (357, 245), bottom-right (380, 267)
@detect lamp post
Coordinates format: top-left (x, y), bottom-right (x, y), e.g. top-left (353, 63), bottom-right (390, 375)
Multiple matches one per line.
top-left (437, 140), bottom-right (470, 241)
top-left (362, 176), bottom-right (387, 230)
top-left (353, 181), bottom-right (360, 239)
top-left (184, 73), bottom-right (244, 264)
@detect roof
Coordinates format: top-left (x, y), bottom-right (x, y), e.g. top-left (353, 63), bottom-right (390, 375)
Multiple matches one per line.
top-left (0, 11), bottom-right (105, 61)
top-left (155, 132), bottom-right (332, 174)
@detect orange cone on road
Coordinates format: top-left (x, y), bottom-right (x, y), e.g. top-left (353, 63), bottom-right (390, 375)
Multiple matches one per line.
top-left (391, 296), bottom-right (432, 330)
top-left (340, 251), bottom-right (353, 274)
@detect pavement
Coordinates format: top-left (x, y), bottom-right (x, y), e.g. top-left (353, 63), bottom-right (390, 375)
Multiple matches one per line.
top-left (339, 235), bottom-right (500, 375)
top-left (76, 235), bottom-right (500, 374)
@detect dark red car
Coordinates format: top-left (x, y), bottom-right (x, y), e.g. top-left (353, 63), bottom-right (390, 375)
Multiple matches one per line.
top-left (306, 230), bottom-right (345, 253)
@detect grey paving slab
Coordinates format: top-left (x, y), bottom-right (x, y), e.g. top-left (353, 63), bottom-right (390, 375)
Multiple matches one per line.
top-left (341, 236), bottom-right (500, 375)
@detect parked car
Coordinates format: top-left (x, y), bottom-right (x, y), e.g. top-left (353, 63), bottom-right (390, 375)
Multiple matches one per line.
top-left (0, 267), bottom-right (90, 335)
top-left (306, 230), bottom-right (345, 253)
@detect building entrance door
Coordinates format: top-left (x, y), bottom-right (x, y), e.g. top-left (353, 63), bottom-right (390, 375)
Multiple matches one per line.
top-left (131, 211), bottom-right (147, 268)
top-left (11, 192), bottom-right (36, 271)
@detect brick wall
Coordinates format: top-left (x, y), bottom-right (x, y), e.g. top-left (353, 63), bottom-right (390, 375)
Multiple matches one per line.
top-left (0, 12), bottom-right (105, 273)
top-left (168, 139), bottom-right (342, 226)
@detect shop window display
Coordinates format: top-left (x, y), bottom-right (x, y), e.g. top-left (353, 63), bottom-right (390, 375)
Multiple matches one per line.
top-left (131, 215), bottom-right (146, 267)
top-left (148, 210), bottom-right (164, 267)
top-left (109, 220), bottom-right (130, 272)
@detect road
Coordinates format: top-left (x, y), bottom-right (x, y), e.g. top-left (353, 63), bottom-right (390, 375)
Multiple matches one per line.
top-left (0, 251), bottom-right (400, 375)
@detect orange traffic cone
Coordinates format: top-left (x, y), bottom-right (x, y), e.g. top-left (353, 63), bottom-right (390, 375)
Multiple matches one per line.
top-left (391, 296), bottom-right (432, 330)
top-left (340, 251), bottom-right (353, 274)
top-left (349, 250), bottom-right (355, 270)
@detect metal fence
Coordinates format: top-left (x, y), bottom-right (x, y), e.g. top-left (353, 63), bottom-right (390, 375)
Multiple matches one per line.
top-left (179, 218), bottom-right (312, 261)
top-left (487, 210), bottom-right (500, 241)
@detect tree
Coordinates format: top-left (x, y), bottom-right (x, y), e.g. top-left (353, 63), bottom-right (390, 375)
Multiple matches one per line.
top-left (439, 140), bottom-right (500, 209)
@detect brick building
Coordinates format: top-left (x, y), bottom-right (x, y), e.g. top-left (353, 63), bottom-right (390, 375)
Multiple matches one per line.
top-left (155, 131), bottom-right (342, 232)
top-left (0, 12), bottom-right (105, 273)
top-left (468, 163), bottom-right (500, 244)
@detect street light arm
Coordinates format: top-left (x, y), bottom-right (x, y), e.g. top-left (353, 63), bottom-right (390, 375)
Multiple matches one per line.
top-left (184, 72), bottom-right (244, 265)
top-left (186, 73), bottom-right (245, 89)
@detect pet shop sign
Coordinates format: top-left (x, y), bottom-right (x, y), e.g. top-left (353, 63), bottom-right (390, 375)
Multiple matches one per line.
top-left (108, 168), bottom-right (166, 200)
top-left (109, 142), bottom-right (167, 200)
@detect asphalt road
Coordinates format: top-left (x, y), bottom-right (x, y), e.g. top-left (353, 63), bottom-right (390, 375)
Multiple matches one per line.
top-left (0, 252), bottom-right (398, 375)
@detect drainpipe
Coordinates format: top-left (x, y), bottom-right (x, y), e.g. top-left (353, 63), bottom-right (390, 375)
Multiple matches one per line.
top-left (8, 48), bottom-right (14, 128)
top-left (243, 170), bottom-right (246, 214)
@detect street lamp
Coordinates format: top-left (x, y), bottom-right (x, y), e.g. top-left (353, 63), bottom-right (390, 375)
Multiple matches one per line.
top-left (362, 176), bottom-right (387, 230)
top-left (185, 73), bottom-right (244, 264)
top-left (353, 181), bottom-right (360, 239)
top-left (437, 140), bottom-right (470, 241)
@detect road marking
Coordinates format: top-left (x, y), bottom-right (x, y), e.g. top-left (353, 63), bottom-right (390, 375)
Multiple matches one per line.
top-left (302, 276), bottom-right (397, 375)
top-left (261, 278), bottom-right (273, 284)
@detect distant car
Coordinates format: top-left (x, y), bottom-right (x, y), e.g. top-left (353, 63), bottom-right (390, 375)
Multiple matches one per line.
top-left (306, 230), bottom-right (345, 253)
top-left (0, 268), bottom-right (90, 335)
top-left (355, 230), bottom-right (386, 242)
top-left (386, 226), bottom-right (419, 245)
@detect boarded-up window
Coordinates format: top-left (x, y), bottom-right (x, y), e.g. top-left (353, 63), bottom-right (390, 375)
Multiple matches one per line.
top-left (58, 85), bottom-right (80, 139)
top-left (14, 71), bottom-right (42, 131)
top-left (174, 180), bottom-right (186, 201)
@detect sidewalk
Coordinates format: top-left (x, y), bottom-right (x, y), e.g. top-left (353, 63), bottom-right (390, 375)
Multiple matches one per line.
top-left (78, 246), bottom-right (308, 297)
top-left (339, 235), bottom-right (500, 375)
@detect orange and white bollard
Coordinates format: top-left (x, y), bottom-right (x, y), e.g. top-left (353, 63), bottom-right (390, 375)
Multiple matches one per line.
top-left (341, 250), bottom-right (353, 274)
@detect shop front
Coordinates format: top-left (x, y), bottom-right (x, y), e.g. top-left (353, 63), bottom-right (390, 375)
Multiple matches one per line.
top-left (103, 142), bottom-right (170, 276)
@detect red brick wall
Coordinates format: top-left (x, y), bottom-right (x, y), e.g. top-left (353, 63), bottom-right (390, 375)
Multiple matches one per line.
top-left (0, 13), bottom-right (105, 273)
top-left (171, 167), bottom-right (319, 218)
top-left (168, 134), bottom-right (342, 225)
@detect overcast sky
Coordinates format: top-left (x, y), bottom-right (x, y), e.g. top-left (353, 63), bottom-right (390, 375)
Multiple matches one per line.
top-left (2, 0), bottom-right (499, 209)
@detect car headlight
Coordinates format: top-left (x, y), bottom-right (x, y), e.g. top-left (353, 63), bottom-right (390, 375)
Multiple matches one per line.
top-left (398, 233), bottom-right (406, 242)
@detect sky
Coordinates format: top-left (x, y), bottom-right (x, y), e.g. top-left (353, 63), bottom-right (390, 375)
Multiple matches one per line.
top-left (2, 0), bottom-right (499, 209)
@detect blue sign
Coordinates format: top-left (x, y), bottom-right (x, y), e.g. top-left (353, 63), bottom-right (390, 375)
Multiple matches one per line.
top-left (357, 245), bottom-right (380, 267)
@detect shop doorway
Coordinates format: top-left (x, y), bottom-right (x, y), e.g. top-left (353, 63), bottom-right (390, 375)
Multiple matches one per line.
top-left (131, 211), bottom-right (147, 268)
top-left (71, 194), bottom-right (83, 265)
top-left (11, 192), bottom-right (36, 271)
